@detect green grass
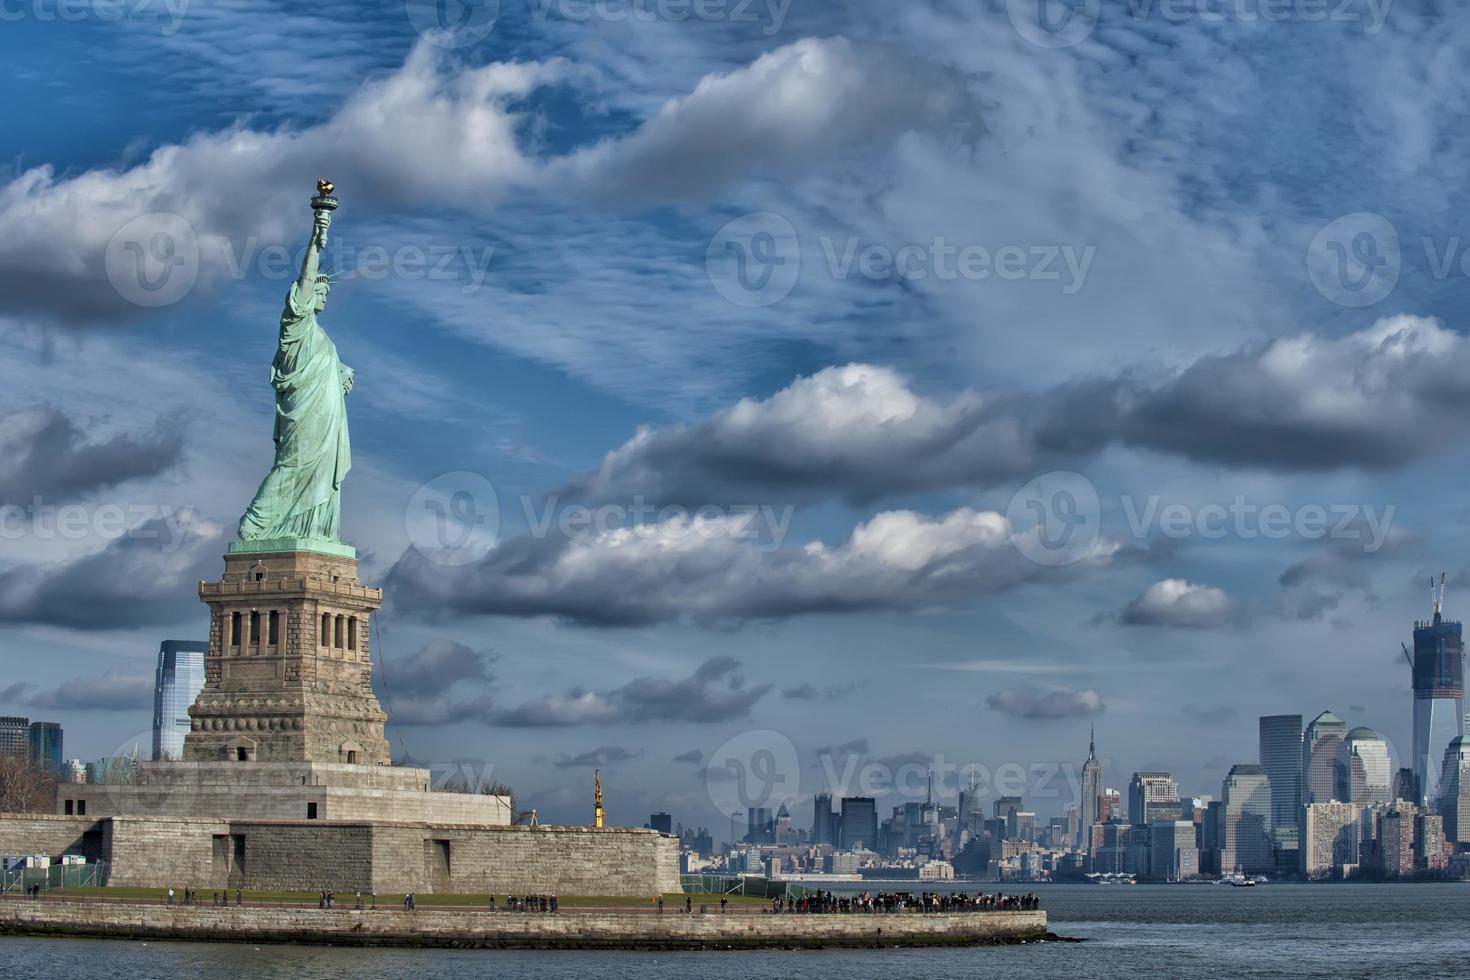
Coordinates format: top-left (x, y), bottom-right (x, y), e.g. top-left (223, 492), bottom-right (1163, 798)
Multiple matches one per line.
top-left (42, 886), bottom-right (765, 909)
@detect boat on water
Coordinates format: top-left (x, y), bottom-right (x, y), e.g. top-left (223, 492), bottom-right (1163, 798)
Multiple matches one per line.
top-left (1217, 867), bottom-right (1262, 887)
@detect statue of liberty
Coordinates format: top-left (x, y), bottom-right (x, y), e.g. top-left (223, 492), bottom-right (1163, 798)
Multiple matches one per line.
top-left (236, 180), bottom-right (354, 551)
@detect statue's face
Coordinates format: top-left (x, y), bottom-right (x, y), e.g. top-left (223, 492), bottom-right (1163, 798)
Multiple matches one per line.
top-left (313, 281), bottom-right (330, 312)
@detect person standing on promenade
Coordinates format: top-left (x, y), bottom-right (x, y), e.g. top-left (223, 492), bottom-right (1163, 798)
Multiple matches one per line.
top-left (166, 888), bottom-right (174, 907)
top-left (657, 895), bottom-right (664, 914)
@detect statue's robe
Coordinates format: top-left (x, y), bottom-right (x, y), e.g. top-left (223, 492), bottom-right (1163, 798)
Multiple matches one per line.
top-left (238, 281), bottom-right (352, 541)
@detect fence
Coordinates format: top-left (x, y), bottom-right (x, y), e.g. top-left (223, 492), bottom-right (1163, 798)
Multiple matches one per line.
top-left (679, 874), bottom-right (806, 900)
top-left (1, 862), bottom-right (109, 893)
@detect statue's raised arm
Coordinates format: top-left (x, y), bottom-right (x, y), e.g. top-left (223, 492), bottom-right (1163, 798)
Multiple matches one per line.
top-left (296, 178), bottom-right (336, 298)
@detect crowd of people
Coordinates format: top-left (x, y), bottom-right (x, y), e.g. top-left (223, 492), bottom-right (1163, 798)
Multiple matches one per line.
top-left (770, 890), bottom-right (1041, 913)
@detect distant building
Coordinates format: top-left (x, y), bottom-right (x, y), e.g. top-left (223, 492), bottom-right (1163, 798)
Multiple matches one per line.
top-left (0, 716), bottom-right (28, 759)
top-left (1302, 711), bottom-right (1347, 805)
top-left (151, 640), bottom-right (208, 760)
top-left (812, 792), bottom-right (834, 845)
top-left (26, 722), bottom-right (62, 773)
top-left (1128, 771), bottom-right (1180, 826)
top-left (1415, 811), bottom-right (1448, 873)
top-left (840, 797), bottom-right (877, 852)
top-left (61, 759), bottom-right (87, 784)
top-left (1258, 714), bottom-right (1303, 851)
top-left (1436, 736), bottom-right (1470, 846)
top-left (1378, 804), bottom-right (1417, 878)
top-left (1150, 820), bottom-right (1199, 880)
top-left (1301, 802), bottom-right (1361, 878)
top-left (745, 806), bottom-right (773, 844)
top-left (1221, 764), bottom-right (1273, 875)
top-left (1337, 727), bottom-right (1392, 804)
top-left (1411, 588), bottom-right (1464, 807)
top-left (648, 812), bottom-right (673, 834)
top-left (1079, 727), bottom-right (1102, 852)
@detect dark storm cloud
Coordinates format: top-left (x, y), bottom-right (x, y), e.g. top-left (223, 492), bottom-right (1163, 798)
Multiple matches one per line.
top-left (1182, 704), bottom-right (1238, 723)
top-left (0, 511), bottom-right (220, 629)
top-left (986, 686), bottom-right (1104, 720)
top-left (27, 669), bottom-right (154, 712)
top-left (379, 639), bottom-right (497, 699)
top-left (553, 745), bottom-right (640, 769)
top-left (0, 406), bottom-right (183, 506)
top-left (782, 684), bottom-right (818, 700)
top-left (489, 657), bottom-right (772, 727)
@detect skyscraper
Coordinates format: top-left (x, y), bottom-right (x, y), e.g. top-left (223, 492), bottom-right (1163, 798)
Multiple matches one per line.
top-left (1301, 802), bottom-right (1360, 878)
top-left (1079, 726), bottom-right (1102, 852)
top-left (812, 792), bottom-right (834, 845)
top-left (1337, 727), bottom-right (1392, 804)
top-left (1129, 771), bottom-right (1180, 825)
top-left (151, 639), bottom-right (208, 761)
top-left (1302, 710), bottom-right (1347, 805)
top-left (26, 722), bottom-right (62, 774)
top-left (1411, 584), bottom-right (1464, 806)
top-left (0, 717), bottom-right (27, 759)
top-left (648, 812), bottom-right (673, 834)
top-left (1436, 736), bottom-right (1470, 846)
top-left (1259, 714), bottom-right (1303, 849)
top-left (840, 796), bottom-right (877, 851)
top-left (1221, 763), bottom-right (1273, 875)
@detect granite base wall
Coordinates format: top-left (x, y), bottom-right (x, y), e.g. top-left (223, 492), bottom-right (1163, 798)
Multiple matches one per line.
top-left (0, 813), bottom-right (679, 897)
top-left (0, 901), bottom-right (1049, 949)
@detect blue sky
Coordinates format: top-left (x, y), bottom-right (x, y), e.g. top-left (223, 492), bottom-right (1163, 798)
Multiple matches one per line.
top-left (3, 0), bottom-right (1470, 836)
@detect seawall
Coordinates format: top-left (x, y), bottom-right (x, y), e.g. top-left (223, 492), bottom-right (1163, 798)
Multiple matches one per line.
top-left (0, 901), bottom-right (1049, 949)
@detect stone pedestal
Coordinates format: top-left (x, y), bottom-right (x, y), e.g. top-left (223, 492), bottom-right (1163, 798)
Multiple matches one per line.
top-left (185, 549), bottom-right (390, 766)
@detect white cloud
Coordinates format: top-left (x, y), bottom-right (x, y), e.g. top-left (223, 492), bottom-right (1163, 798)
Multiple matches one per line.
top-left (387, 505), bottom-right (1117, 626)
top-left (1119, 579), bottom-right (1236, 629)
